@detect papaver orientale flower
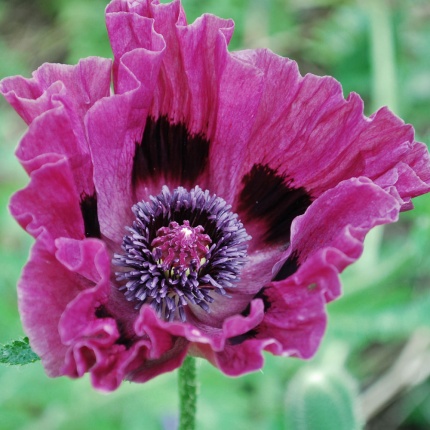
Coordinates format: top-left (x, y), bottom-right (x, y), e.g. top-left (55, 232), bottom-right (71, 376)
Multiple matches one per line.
top-left (1, 0), bottom-right (430, 391)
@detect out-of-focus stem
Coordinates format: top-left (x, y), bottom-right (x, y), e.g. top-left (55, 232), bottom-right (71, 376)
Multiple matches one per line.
top-left (360, 0), bottom-right (398, 268)
top-left (243, 0), bottom-right (269, 48)
top-left (366, 0), bottom-right (398, 113)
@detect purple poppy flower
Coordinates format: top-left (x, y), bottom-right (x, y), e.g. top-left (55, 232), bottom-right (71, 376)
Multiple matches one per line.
top-left (1, 0), bottom-right (430, 391)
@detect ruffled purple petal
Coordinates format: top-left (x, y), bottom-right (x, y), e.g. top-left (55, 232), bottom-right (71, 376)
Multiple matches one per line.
top-left (16, 106), bottom-right (94, 196)
top-left (17, 238), bottom-right (85, 376)
top-left (0, 58), bottom-right (112, 208)
top-left (102, 2), bottom-right (430, 253)
top-left (107, 0), bottom-right (234, 132)
top-left (1, 59), bottom-right (112, 243)
top-left (10, 158), bottom-right (85, 251)
top-left (226, 50), bottom-right (430, 210)
top-left (250, 178), bottom-right (400, 358)
top-left (105, 0), bottom-right (242, 199)
top-left (86, 5), bottom-right (167, 243)
top-left (128, 298), bottom-right (265, 379)
top-left (195, 178), bottom-right (400, 366)
top-left (55, 238), bottom-right (147, 390)
top-left (0, 57), bottom-right (111, 126)
top-left (281, 178), bottom-right (399, 296)
top-left (55, 238), bottom-right (188, 390)
top-left (212, 50), bottom-right (429, 251)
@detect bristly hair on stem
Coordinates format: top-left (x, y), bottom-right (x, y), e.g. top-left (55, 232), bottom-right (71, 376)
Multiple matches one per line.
top-left (178, 355), bottom-right (198, 430)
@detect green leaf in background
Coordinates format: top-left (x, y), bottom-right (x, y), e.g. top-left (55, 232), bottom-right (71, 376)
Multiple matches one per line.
top-left (284, 367), bottom-right (363, 430)
top-left (0, 337), bottom-right (40, 366)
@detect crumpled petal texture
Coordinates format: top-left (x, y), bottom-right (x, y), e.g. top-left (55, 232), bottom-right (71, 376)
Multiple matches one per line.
top-left (2, 0), bottom-right (430, 391)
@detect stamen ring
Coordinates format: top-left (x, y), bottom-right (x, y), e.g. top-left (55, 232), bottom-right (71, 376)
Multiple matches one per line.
top-left (113, 186), bottom-right (250, 321)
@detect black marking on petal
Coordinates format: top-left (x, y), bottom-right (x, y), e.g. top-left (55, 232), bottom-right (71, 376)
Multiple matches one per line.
top-left (132, 116), bottom-right (210, 188)
top-left (228, 289), bottom-right (271, 346)
top-left (95, 305), bottom-right (110, 319)
top-left (238, 164), bottom-right (312, 244)
top-left (255, 288), bottom-right (272, 312)
top-left (272, 251), bottom-right (300, 282)
top-left (95, 305), bottom-right (133, 349)
top-left (241, 288), bottom-right (271, 317)
top-left (80, 192), bottom-right (101, 238)
top-left (228, 329), bottom-right (258, 346)
top-left (114, 321), bottom-right (135, 349)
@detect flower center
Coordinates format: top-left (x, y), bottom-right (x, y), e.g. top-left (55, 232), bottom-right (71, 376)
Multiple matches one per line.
top-left (151, 220), bottom-right (211, 273)
top-left (113, 186), bottom-right (250, 321)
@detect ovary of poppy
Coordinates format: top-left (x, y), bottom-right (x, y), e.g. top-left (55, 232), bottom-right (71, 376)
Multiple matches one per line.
top-left (1, 0), bottom-right (429, 391)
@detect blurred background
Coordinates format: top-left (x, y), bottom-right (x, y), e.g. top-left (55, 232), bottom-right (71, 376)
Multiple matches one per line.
top-left (0, 0), bottom-right (429, 429)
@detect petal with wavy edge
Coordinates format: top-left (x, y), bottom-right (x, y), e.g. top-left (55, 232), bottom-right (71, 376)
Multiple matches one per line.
top-left (17, 238), bottom-right (84, 376)
top-left (254, 178), bottom-right (400, 359)
top-left (10, 159), bottom-right (85, 251)
top-left (0, 57), bottom-right (111, 126)
top-left (16, 106), bottom-right (94, 195)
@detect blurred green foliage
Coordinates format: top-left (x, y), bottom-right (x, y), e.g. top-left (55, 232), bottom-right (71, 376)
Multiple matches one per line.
top-left (0, 0), bottom-right (429, 429)
top-left (284, 366), bottom-right (362, 430)
top-left (0, 337), bottom-right (40, 365)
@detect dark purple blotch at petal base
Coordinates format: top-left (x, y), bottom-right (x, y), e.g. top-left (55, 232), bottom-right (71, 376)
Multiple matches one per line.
top-left (95, 305), bottom-right (134, 349)
top-left (238, 164), bottom-right (312, 244)
top-left (241, 288), bottom-right (272, 316)
top-left (228, 328), bottom-right (259, 346)
top-left (79, 193), bottom-right (101, 238)
top-left (227, 289), bottom-right (272, 345)
top-left (272, 251), bottom-right (300, 282)
top-left (132, 116), bottom-right (210, 187)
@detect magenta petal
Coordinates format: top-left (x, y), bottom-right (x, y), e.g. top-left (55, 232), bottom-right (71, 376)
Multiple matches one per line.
top-left (131, 298), bottom-right (265, 379)
top-left (106, 1), bottom-right (166, 94)
top-left (211, 49), bottom-right (430, 211)
top-left (10, 159), bottom-right (85, 251)
top-left (215, 298), bottom-right (265, 348)
top-left (55, 237), bottom-right (110, 288)
top-left (55, 238), bottom-right (112, 343)
top-left (87, 8), bottom-right (167, 242)
top-left (127, 306), bottom-right (189, 383)
top-left (17, 239), bottom-right (85, 376)
top-left (286, 177), bottom-right (400, 300)
top-left (204, 338), bottom-right (269, 377)
top-left (85, 92), bottom-right (153, 243)
top-left (60, 299), bottom-right (128, 392)
top-left (55, 238), bottom-right (130, 390)
top-left (55, 237), bottom-right (185, 390)
top-left (374, 140), bottom-right (430, 209)
top-left (103, 1), bottom-right (240, 206)
top-left (0, 57), bottom-right (111, 126)
top-left (125, 339), bottom-right (188, 384)
top-left (208, 51), bottom-right (265, 202)
top-left (258, 282), bottom-right (327, 359)
top-left (106, 1), bottom-right (197, 128)
top-left (252, 178), bottom-right (400, 359)
top-left (16, 106), bottom-right (94, 194)
top-left (194, 300), bottom-right (275, 376)
top-left (144, 11), bottom-right (235, 133)
top-left (107, 4), bottom-right (262, 202)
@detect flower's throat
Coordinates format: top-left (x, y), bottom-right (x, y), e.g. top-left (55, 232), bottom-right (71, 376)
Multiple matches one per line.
top-left (113, 186), bottom-right (251, 322)
top-left (151, 220), bottom-right (211, 274)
